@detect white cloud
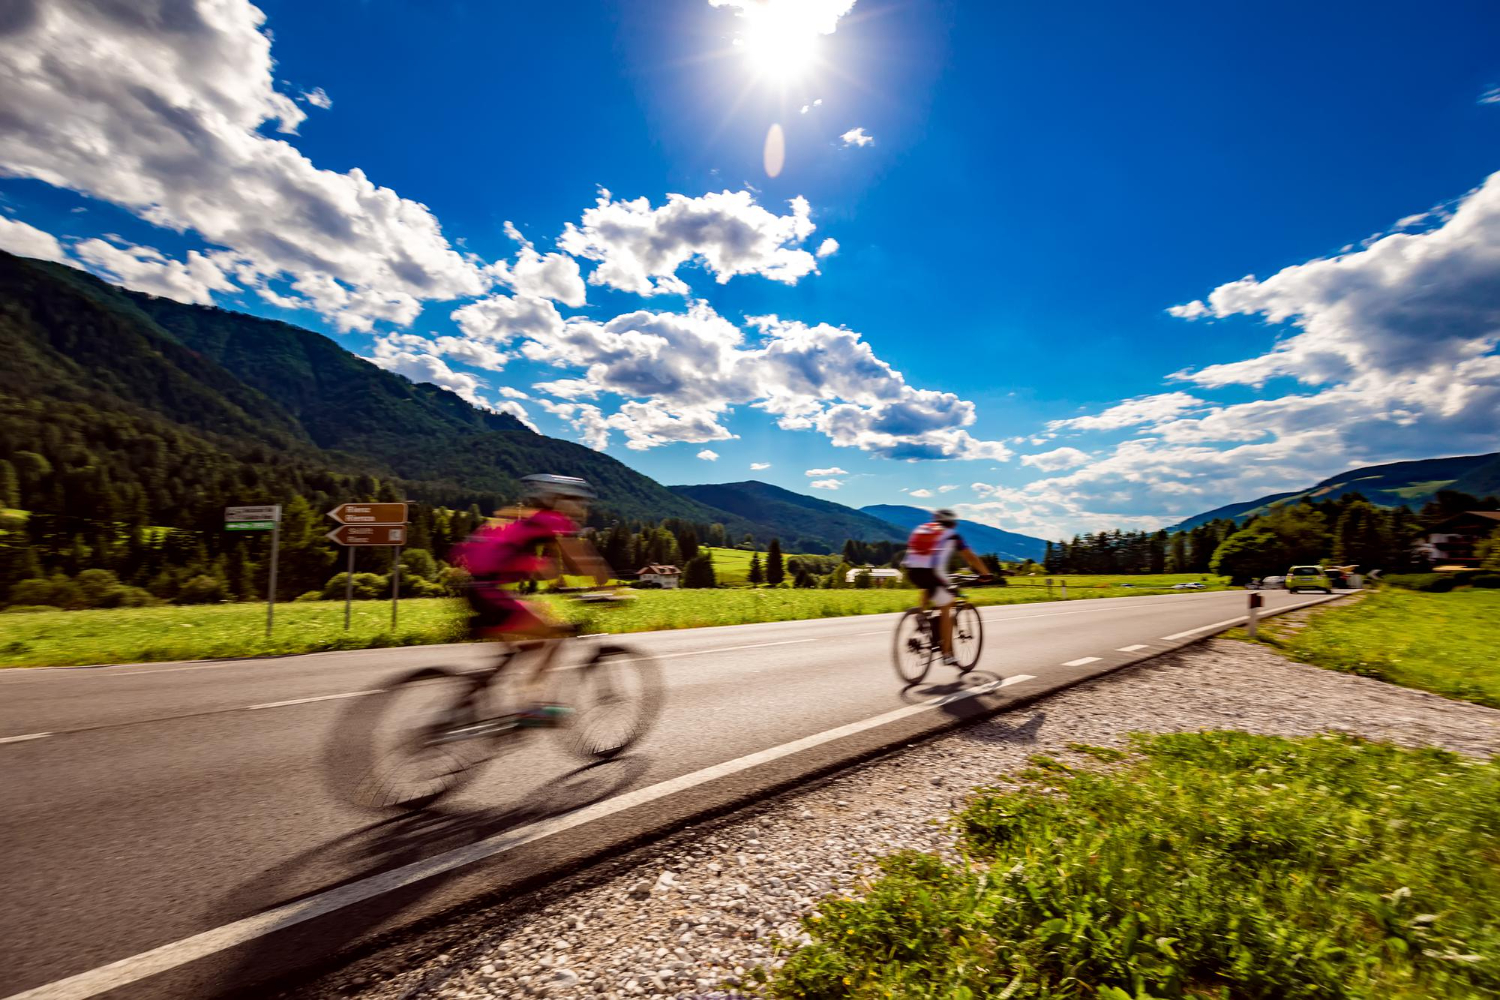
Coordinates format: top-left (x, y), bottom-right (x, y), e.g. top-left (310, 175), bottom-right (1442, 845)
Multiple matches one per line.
top-left (0, 217), bottom-right (68, 263)
top-left (489, 224), bottom-right (587, 307)
top-left (799, 99), bottom-right (823, 114)
top-left (452, 294), bottom-right (565, 344)
top-left (559, 189), bottom-right (820, 295)
top-left (1480, 86), bottom-right (1500, 105)
top-left (498, 385), bottom-right (531, 400)
top-left (300, 86), bottom-right (332, 109)
top-left (537, 399), bottom-right (611, 451)
top-left (909, 488), bottom-right (933, 498)
top-left (493, 399), bottom-right (539, 432)
top-left (710, 0), bottom-right (857, 36)
top-left (805, 467), bottom-right (848, 476)
top-left (816, 237), bottom-right (839, 258)
top-left (1047, 392), bottom-right (1203, 432)
top-left (937, 484), bottom-right (958, 493)
top-left (0, 0), bottom-right (483, 331)
top-left (840, 127), bottom-right (874, 147)
top-left (1020, 446), bottom-right (1091, 471)
top-left (367, 334), bottom-right (488, 407)
top-left (74, 238), bottom-right (237, 305)
top-left (750, 462), bottom-right (771, 470)
top-left (809, 478), bottom-right (843, 490)
top-left (1166, 300), bottom-right (1210, 319)
top-left (697, 449), bottom-right (720, 461)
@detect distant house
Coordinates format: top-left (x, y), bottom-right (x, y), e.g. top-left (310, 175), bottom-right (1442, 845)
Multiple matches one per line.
top-left (635, 564), bottom-right (681, 589)
top-left (1417, 511), bottom-right (1500, 568)
top-left (846, 566), bottom-right (902, 584)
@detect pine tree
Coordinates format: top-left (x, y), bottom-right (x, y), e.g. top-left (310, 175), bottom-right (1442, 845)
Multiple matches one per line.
top-left (0, 459), bottom-right (18, 509)
top-left (682, 552), bottom-right (717, 588)
top-left (748, 552), bottom-right (764, 586)
top-left (765, 538), bottom-right (785, 586)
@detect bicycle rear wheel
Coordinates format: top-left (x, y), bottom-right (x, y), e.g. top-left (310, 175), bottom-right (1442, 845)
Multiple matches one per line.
top-left (951, 601), bottom-right (984, 672)
top-left (551, 644), bottom-right (663, 760)
top-left (893, 609), bottom-right (934, 685)
top-left (343, 665), bottom-right (502, 810)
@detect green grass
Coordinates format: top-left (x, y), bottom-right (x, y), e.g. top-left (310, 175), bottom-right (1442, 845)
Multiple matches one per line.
top-left (770, 731), bottom-right (1500, 1000)
top-left (1238, 589), bottom-right (1500, 709)
top-left (1005, 572), bottom-right (1227, 592)
top-left (702, 546), bottom-right (827, 585)
top-left (2, 577), bottom-right (1230, 668)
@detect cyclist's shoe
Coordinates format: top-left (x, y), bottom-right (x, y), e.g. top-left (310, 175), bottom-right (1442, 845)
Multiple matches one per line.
top-left (517, 703), bottom-right (573, 728)
top-left (942, 655), bottom-right (960, 667)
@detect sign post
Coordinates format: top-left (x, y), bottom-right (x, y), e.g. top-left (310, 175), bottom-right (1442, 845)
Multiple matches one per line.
top-left (326, 503), bottom-right (410, 632)
top-left (225, 505), bottom-right (281, 637)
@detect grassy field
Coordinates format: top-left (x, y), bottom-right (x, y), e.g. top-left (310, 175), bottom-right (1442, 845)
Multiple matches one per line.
top-left (2, 576), bottom-right (1229, 668)
top-left (701, 546), bottom-right (829, 585)
top-left (1239, 589), bottom-right (1500, 709)
top-left (770, 731), bottom-right (1500, 999)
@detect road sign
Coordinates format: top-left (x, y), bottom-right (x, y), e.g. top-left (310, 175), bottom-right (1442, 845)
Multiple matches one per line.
top-left (326, 502), bottom-right (408, 525)
top-left (226, 505), bottom-right (281, 522)
top-left (326, 523), bottom-right (407, 546)
top-left (226, 520), bottom-right (276, 531)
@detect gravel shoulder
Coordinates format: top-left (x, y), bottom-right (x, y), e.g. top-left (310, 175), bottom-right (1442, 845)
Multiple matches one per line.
top-left (311, 637), bottom-right (1500, 1000)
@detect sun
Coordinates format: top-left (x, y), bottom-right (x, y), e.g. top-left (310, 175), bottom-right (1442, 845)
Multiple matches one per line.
top-left (733, 5), bottom-right (825, 82)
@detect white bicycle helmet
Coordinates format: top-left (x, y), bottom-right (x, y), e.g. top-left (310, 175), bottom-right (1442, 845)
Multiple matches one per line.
top-left (933, 507), bottom-right (958, 526)
top-left (520, 473), bottom-right (597, 505)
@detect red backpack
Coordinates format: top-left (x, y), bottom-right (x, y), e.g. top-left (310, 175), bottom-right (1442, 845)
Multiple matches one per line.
top-left (907, 522), bottom-right (945, 556)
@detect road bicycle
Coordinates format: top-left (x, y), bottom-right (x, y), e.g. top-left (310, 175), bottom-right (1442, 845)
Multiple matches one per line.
top-left (891, 586), bottom-right (983, 684)
top-left (340, 595), bottom-right (662, 810)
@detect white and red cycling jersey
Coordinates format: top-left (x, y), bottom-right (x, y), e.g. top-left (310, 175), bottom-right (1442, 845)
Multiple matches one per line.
top-left (901, 522), bottom-right (967, 581)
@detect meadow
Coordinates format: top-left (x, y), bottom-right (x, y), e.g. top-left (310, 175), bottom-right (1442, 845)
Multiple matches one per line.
top-left (1240, 588), bottom-right (1500, 709)
top-left (770, 731), bottom-right (1500, 999)
top-left (0, 573), bottom-right (1229, 668)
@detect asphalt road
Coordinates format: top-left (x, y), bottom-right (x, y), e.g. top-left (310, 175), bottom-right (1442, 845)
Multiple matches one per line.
top-left (0, 589), bottom-right (1337, 999)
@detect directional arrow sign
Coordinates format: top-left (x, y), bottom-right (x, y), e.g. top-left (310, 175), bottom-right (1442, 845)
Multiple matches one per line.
top-left (326, 502), bottom-right (408, 525)
top-left (326, 523), bottom-right (407, 546)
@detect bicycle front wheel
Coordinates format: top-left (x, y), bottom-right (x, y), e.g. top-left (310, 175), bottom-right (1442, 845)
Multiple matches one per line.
top-left (893, 609), bottom-right (934, 685)
top-left (951, 601), bottom-right (984, 672)
top-left (552, 644), bottom-right (663, 760)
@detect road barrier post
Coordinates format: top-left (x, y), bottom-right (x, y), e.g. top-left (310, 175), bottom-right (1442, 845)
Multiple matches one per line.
top-left (1247, 591), bottom-right (1263, 638)
top-left (1060, 580), bottom-right (1067, 599)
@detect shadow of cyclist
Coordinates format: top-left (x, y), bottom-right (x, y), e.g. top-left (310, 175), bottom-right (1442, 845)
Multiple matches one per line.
top-left (896, 669), bottom-right (1004, 704)
top-left (200, 754), bottom-right (648, 999)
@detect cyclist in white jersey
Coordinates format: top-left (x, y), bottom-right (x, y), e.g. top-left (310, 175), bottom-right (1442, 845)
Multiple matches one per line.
top-left (900, 508), bottom-right (991, 665)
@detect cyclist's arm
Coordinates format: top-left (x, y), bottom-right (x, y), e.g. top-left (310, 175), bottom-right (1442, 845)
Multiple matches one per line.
top-left (555, 536), bottom-right (613, 588)
top-left (958, 547), bottom-right (990, 577)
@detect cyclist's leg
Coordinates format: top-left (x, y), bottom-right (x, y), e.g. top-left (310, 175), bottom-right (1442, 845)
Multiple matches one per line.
top-left (931, 583), bottom-right (957, 657)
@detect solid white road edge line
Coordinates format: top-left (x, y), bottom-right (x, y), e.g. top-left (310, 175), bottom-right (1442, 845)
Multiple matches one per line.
top-left (1117, 644), bottom-right (1149, 652)
top-left (4, 673), bottom-right (1037, 1000)
top-left (1062, 657), bottom-right (1100, 667)
top-left (245, 691), bottom-right (384, 711)
top-left (0, 732), bottom-right (51, 744)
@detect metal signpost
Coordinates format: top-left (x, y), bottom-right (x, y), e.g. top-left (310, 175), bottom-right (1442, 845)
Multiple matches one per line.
top-left (225, 505), bottom-right (281, 637)
top-left (326, 503), bottom-right (409, 631)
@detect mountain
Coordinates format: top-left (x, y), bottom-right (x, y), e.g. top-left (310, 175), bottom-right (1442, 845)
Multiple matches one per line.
top-left (1170, 452), bottom-right (1500, 531)
top-left (668, 481), bottom-right (909, 552)
top-left (860, 504), bottom-right (1050, 562)
top-left (0, 250), bottom-right (746, 529)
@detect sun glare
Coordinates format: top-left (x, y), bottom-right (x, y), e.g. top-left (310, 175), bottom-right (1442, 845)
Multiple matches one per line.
top-left (734, 5), bottom-right (824, 82)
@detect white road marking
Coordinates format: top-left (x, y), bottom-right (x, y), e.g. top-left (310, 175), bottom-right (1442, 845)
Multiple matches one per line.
top-left (0, 732), bottom-right (50, 745)
top-left (245, 690), bottom-right (383, 711)
top-left (1062, 657), bottom-right (1100, 667)
top-left (1117, 644), bottom-right (1149, 652)
top-left (2, 676), bottom-right (1032, 1000)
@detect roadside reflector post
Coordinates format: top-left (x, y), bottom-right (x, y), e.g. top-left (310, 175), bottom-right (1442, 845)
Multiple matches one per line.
top-left (1247, 591), bottom-right (1264, 638)
top-left (1060, 580), bottom-right (1067, 599)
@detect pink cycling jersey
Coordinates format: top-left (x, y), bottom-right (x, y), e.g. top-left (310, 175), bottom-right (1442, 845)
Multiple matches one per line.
top-left (452, 509), bottom-right (578, 583)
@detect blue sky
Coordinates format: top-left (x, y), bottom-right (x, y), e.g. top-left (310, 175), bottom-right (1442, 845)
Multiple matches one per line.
top-left (2, 0), bottom-right (1499, 539)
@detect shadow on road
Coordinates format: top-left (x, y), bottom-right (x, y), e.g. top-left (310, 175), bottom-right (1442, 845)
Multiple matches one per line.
top-left (896, 669), bottom-right (1004, 705)
top-left (203, 753), bottom-right (648, 999)
top-left (958, 710), bottom-right (1047, 745)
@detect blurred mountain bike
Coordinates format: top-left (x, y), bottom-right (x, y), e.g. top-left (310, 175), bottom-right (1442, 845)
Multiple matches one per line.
top-left (339, 593), bottom-right (662, 810)
top-left (891, 583), bottom-right (983, 685)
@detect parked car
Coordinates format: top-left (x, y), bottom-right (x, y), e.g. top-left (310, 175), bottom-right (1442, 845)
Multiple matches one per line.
top-left (1257, 575), bottom-right (1286, 589)
top-left (1286, 565), bottom-right (1333, 594)
top-left (1171, 582), bottom-right (1207, 590)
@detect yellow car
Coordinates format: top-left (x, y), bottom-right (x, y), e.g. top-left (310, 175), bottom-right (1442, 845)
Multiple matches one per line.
top-left (1286, 565), bottom-right (1333, 594)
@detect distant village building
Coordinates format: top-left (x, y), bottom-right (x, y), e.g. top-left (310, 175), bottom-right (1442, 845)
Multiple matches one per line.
top-left (1417, 511), bottom-right (1500, 568)
top-left (845, 566), bottom-right (902, 585)
top-left (635, 564), bottom-right (682, 589)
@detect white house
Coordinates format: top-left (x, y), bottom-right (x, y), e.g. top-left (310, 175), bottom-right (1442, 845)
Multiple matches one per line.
top-left (845, 566), bottom-right (902, 584)
top-left (636, 564), bottom-right (681, 589)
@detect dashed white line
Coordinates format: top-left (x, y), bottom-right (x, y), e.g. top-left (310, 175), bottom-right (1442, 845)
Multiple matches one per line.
top-left (245, 690), bottom-right (383, 711)
top-left (0, 732), bottom-right (50, 745)
top-left (1062, 656), bottom-right (1100, 667)
top-left (1, 675), bottom-right (1031, 1000)
top-left (1117, 644), bottom-right (1149, 652)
